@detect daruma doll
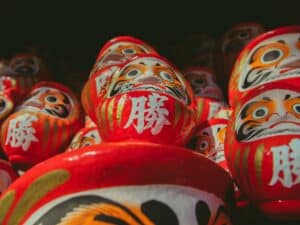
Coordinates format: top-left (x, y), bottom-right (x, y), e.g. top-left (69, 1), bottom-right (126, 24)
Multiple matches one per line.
top-left (94, 54), bottom-right (198, 146)
top-left (1, 81), bottom-right (84, 170)
top-left (0, 142), bottom-right (235, 225)
top-left (225, 82), bottom-right (300, 220)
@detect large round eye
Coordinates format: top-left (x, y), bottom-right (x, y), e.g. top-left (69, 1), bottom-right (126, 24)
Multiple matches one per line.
top-left (46, 95), bottom-right (57, 103)
top-left (261, 49), bottom-right (283, 63)
top-left (122, 48), bottom-right (136, 55)
top-left (252, 106), bottom-right (268, 119)
top-left (126, 69), bottom-right (142, 79)
top-left (159, 71), bottom-right (174, 82)
top-left (292, 103), bottom-right (300, 114)
top-left (198, 140), bottom-right (209, 151)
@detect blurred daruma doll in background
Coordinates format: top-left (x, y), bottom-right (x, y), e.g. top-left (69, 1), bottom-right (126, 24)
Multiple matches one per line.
top-left (183, 67), bottom-right (224, 101)
top-left (6, 53), bottom-right (53, 99)
top-left (217, 22), bottom-right (264, 92)
top-left (1, 81), bottom-right (84, 170)
top-left (93, 54), bottom-right (197, 146)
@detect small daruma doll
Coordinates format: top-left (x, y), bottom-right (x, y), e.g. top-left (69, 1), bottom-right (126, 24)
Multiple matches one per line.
top-left (0, 142), bottom-right (234, 225)
top-left (225, 82), bottom-right (300, 220)
top-left (0, 81), bottom-right (84, 170)
top-left (195, 119), bottom-right (228, 170)
top-left (183, 67), bottom-right (224, 101)
top-left (229, 25), bottom-right (300, 106)
top-left (7, 53), bottom-right (53, 99)
top-left (94, 54), bottom-right (197, 146)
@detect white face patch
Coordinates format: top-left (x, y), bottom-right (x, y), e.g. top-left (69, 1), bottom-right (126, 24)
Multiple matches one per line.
top-left (235, 89), bottom-right (300, 142)
top-left (24, 185), bottom-right (231, 225)
top-left (238, 33), bottom-right (300, 92)
top-left (107, 57), bottom-right (190, 105)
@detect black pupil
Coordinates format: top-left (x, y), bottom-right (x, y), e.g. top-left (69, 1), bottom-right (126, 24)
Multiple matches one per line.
top-left (196, 79), bottom-right (204, 84)
top-left (163, 73), bottom-right (171, 80)
top-left (47, 96), bottom-right (57, 102)
top-left (239, 31), bottom-right (248, 38)
top-left (294, 104), bottom-right (300, 113)
top-left (124, 49), bottom-right (135, 54)
top-left (200, 142), bottom-right (207, 148)
top-left (263, 50), bottom-right (281, 62)
top-left (0, 99), bottom-right (6, 108)
top-left (255, 108), bottom-right (266, 117)
top-left (128, 70), bottom-right (138, 76)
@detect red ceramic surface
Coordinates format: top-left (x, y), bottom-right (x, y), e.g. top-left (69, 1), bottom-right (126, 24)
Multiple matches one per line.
top-left (0, 142), bottom-right (234, 225)
top-left (225, 82), bottom-right (300, 220)
top-left (1, 81), bottom-right (84, 170)
top-left (94, 54), bottom-right (197, 146)
top-left (229, 25), bottom-right (300, 106)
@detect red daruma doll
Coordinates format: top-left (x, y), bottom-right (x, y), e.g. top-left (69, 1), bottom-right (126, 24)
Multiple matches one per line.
top-left (0, 81), bottom-right (84, 170)
top-left (94, 54), bottom-right (198, 146)
top-left (0, 143), bottom-right (235, 225)
top-left (225, 82), bottom-right (300, 220)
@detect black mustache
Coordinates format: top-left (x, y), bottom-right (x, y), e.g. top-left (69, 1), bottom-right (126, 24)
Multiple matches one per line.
top-left (242, 68), bottom-right (272, 89)
top-left (236, 120), bottom-right (265, 141)
top-left (45, 104), bottom-right (69, 118)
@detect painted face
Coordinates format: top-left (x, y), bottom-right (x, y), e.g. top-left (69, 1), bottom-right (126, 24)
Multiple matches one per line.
top-left (69, 127), bottom-right (101, 151)
top-left (184, 68), bottom-right (224, 101)
top-left (108, 57), bottom-right (190, 105)
top-left (9, 55), bottom-right (39, 75)
top-left (239, 33), bottom-right (300, 91)
top-left (235, 89), bottom-right (300, 142)
top-left (196, 124), bottom-right (227, 163)
top-left (24, 185), bottom-right (232, 225)
top-left (91, 41), bottom-right (157, 75)
top-left (18, 87), bottom-right (73, 119)
top-left (222, 24), bottom-right (264, 54)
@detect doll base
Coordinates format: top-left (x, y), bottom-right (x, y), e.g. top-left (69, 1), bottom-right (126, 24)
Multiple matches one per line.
top-left (258, 199), bottom-right (300, 221)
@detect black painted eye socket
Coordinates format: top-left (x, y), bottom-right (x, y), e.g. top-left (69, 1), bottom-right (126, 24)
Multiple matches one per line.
top-left (160, 71), bottom-right (174, 82)
top-left (261, 49), bottom-right (282, 63)
top-left (0, 99), bottom-right (6, 108)
top-left (122, 48), bottom-right (136, 55)
top-left (126, 69), bottom-right (141, 78)
top-left (293, 103), bottom-right (300, 114)
top-left (199, 140), bottom-right (209, 150)
top-left (253, 106), bottom-right (268, 119)
top-left (46, 96), bottom-right (57, 102)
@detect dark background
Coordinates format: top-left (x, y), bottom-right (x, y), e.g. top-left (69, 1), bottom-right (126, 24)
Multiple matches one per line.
top-left (0, 0), bottom-right (299, 92)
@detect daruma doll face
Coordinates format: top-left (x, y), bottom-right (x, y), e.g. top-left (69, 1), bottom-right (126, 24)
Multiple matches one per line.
top-left (225, 84), bottom-right (300, 220)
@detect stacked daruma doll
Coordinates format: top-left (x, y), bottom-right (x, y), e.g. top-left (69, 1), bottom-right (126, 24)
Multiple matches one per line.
top-left (0, 36), bottom-right (235, 225)
top-left (225, 25), bottom-right (300, 221)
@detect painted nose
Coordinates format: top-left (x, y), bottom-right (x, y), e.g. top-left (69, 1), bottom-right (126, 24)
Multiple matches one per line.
top-left (136, 74), bottom-right (161, 84)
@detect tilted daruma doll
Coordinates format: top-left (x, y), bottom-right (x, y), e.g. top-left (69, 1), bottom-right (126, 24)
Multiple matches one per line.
top-left (225, 82), bottom-right (300, 220)
top-left (93, 54), bottom-right (198, 146)
top-left (229, 25), bottom-right (300, 106)
top-left (0, 143), bottom-right (235, 225)
top-left (82, 36), bottom-right (159, 123)
top-left (0, 81), bottom-right (84, 170)
top-left (183, 67), bottom-right (224, 101)
top-left (217, 22), bottom-right (264, 95)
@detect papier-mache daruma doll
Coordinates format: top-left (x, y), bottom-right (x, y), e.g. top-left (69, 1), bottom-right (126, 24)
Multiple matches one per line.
top-left (6, 53), bottom-right (53, 101)
top-left (0, 81), bottom-right (84, 170)
top-left (82, 36), bottom-right (159, 123)
top-left (0, 143), bottom-right (235, 225)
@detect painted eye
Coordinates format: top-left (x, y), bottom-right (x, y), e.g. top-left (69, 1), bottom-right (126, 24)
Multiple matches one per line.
top-left (46, 96), bottom-right (57, 103)
top-left (160, 71), bottom-right (174, 82)
top-left (122, 48), bottom-right (136, 55)
top-left (199, 140), bottom-right (209, 150)
top-left (253, 106), bottom-right (268, 119)
top-left (292, 103), bottom-right (300, 114)
top-left (261, 49), bottom-right (283, 63)
top-left (126, 69), bottom-right (141, 78)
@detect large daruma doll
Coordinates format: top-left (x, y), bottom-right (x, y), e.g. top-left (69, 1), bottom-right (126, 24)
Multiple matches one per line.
top-left (93, 54), bottom-right (197, 146)
top-left (0, 143), bottom-right (235, 225)
top-left (229, 25), bottom-right (300, 106)
top-left (225, 82), bottom-right (300, 220)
